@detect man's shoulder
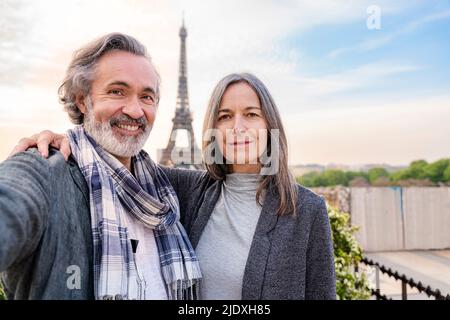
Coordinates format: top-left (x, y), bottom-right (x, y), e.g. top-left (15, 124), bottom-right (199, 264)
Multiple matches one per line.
top-left (3, 147), bottom-right (76, 177)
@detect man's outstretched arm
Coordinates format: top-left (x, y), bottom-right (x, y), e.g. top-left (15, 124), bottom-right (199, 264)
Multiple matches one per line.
top-left (0, 149), bottom-right (51, 271)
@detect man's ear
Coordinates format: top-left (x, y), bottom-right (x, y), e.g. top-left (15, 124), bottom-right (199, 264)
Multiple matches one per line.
top-left (76, 95), bottom-right (87, 114)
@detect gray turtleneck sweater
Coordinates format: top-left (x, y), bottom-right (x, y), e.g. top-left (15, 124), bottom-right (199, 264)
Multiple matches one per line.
top-left (195, 173), bottom-right (263, 300)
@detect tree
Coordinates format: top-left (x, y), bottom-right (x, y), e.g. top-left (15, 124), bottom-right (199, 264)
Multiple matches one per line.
top-left (296, 171), bottom-right (320, 187)
top-left (296, 158), bottom-right (450, 187)
top-left (409, 160), bottom-right (428, 177)
top-left (367, 167), bottom-right (389, 184)
top-left (443, 163), bottom-right (450, 182)
top-left (346, 171), bottom-right (369, 183)
top-left (390, 169), bottom-right (408, 181)
top-left (423, 159), bottom-right (450, 183)
top-left (349, 176), bottom-right (370, 187)
top-left (391, 160), bottom-right (428, 182)
top-left (321, 169), bottom-right (348, 186)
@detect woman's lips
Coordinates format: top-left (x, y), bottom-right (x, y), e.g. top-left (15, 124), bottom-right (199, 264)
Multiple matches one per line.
top-left (228, 140), bottom-right (253, 146)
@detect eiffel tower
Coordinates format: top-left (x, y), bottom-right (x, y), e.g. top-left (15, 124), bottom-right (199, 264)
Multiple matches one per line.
top-left (158, 20), bottom-right (202, 169)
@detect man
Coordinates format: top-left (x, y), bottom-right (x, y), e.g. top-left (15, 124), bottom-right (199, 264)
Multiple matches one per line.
top-left (0, 33), bottom-right (201, 300)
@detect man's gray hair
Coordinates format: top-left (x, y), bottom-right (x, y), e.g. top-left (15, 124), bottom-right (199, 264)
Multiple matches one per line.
top-left (58, 33), bottom-right (161, 124)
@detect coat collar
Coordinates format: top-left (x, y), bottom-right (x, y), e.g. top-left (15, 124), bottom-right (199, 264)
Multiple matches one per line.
top-left (241, 186), bottom-right (279, 299)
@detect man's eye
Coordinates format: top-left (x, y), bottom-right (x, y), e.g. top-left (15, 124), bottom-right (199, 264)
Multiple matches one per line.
top-left (247, 113), bottom-right (259, 118)
top-left (142, 95), bottom-right (155, 102)
top-left (109, 89), bottom-right (123, 96)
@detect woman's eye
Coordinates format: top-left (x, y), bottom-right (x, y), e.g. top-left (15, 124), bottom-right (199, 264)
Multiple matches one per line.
top-left (247, 113), bottom-right (259, 118)
top-left (218, 114), bottom-right (231, 121)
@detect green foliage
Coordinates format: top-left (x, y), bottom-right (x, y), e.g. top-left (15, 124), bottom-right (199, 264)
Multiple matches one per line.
top-left (345, 171), bottom-right (369, 182)
top-left (296, 171), bottom-right (320, 187)
top-left (0, 281), bottom-right (5, 300)
top-left (390, 169), bottom-right (408, 181)
top-left (296, 170), bottom-right (368, 187)
top-left (410, 160), bottom-right (428, 179)
top-left (443, 163), bottom-right (450, 182)
top-left (328, 206), bottom-right (371, 300)
top-left (423, 159), bottom-right (450, 183)
top-left (391, 159), bottom-right (428, 181)
top-left (367, 167), bottom-right (389, 184)
top-left (321, 170), bottom-right (348, 186)
top-left (297, 158), bottom-right (450, 187)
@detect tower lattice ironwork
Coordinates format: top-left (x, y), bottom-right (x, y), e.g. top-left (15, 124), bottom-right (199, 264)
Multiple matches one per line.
top-left (158, 20), bottom-right (202, 169)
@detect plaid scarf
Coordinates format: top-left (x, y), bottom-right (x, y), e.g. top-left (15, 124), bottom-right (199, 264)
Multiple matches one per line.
top-left (67, 126), bottom-right (201, 300)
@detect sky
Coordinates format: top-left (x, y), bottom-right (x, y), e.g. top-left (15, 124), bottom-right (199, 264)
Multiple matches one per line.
top-left (0, 0), bottom-right (449, 166)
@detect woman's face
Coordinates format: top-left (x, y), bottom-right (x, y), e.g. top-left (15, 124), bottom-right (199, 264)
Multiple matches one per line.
top-left (215, 82), bottom-right (268, 167)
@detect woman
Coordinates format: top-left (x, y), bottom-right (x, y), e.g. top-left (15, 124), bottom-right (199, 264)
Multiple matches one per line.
top-left (11, 73), bottom-right (336, 300)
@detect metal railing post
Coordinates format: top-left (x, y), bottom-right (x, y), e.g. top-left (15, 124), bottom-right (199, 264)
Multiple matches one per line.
top-left (361, 257), bottom-right (450, 300)
top-left (402, 280), bottom-right (407, 300)
top-left (375, 265), bottom-right (380, 296)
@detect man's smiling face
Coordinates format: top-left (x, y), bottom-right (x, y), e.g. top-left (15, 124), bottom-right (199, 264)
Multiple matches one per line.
top-left (78, 50), bottom-right (159, 158)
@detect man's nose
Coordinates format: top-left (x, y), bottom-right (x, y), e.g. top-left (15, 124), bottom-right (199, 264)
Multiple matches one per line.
top-left (122, 96), bottom-right (144, 119)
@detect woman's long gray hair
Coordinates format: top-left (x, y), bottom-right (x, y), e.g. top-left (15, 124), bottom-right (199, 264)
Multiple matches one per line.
top-left (202, 73), bottom-right (298, 216)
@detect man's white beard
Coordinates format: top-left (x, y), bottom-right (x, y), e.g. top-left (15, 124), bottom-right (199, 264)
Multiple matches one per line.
top-left (83, 101), bottom-right (152, 158)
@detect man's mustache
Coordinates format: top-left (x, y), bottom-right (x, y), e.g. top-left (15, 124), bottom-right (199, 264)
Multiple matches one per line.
top-left (109, 115), bottom-right (148, 129)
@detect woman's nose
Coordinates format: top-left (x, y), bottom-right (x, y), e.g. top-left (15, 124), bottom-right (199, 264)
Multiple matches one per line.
top-left (232, 115), bottom-right (247, 133)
